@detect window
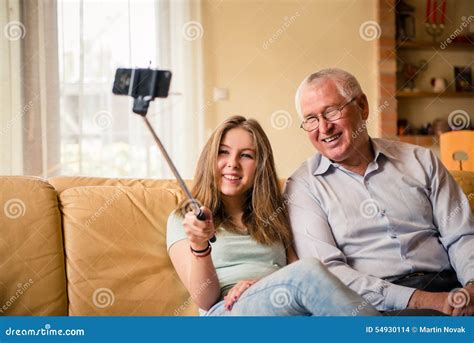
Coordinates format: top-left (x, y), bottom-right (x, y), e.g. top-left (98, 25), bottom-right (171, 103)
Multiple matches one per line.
top-left (57, 0), bottom-right (203, 178)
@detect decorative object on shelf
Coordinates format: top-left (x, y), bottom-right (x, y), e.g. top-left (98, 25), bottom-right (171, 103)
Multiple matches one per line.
top-left (397, 119), bottom-right (411, 135)
top-left (430, 77), bottom-right (448, 92)
top-left (432, 117), bottom-right (451, 137)
top-left (425, 0), bottom-right (446, 42)
top-left (418, 122), bottom-right (433, 135)
top-left (396, 0), bottom-right (416, 41)
top-left (404, 122), bottom-right (434, 135)
top-left (454, 66), bottom-right (473, 92)
top-left (398, 59), bottom-right (428, 91)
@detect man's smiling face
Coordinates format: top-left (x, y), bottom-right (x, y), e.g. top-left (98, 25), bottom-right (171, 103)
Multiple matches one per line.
top-left (300, 79), bottom-right (369, 164)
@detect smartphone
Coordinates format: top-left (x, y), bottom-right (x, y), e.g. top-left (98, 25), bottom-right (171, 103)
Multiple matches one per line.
top-left (112, 68), bottom-right (172, 99)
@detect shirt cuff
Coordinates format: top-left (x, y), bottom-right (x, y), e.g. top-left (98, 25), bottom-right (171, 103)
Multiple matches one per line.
top-left (383, 283), bottom-right (417, 311)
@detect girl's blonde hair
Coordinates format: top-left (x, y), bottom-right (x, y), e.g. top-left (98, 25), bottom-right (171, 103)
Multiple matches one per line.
top-left (178, 115), bottom-right (292, 247)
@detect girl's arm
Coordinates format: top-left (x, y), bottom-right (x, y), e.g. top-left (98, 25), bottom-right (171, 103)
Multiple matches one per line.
top-left (168, 208), bottom-right (221, 310)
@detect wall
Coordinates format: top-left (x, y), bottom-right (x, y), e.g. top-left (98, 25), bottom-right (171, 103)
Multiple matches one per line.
top-left (201, 0), bottom-right (379, 177)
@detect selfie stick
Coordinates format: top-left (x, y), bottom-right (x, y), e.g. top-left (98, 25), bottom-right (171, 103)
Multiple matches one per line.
top-left (141, 117), bottom-right (216, 243)
top-left (113, 67), bottom-right (216, 243)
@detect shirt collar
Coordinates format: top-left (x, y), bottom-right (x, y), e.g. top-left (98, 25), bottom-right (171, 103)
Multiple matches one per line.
top-left (311, 138), bottom-right (397, 176)
top-left (371, 138), bottom-right (398, 161)
top-left (312, 154), bottom-right (332, 175)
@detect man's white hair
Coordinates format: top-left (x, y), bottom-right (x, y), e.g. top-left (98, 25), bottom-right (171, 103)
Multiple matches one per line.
top-left (295, 68), bottom-right (363, 118)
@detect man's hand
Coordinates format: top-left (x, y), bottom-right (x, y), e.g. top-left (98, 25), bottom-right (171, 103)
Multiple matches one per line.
top-left (408, 288), bottom-right (473, 316)
top-left (223, 279), bottom-right (257, 311)
top-left (408, 290), bottom-right (449, 313)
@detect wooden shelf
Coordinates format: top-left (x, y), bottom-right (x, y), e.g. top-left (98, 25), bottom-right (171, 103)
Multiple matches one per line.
top-left (396, 91), bottom-right (474, 98)
top-left (398, 135), bottom-right (438, 147)
top-left (396, 41), bottom-right (474, 50)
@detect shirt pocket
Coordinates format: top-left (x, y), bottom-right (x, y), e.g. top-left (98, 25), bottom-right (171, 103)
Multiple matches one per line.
top-left (399, 186), bottom-right (433, 222)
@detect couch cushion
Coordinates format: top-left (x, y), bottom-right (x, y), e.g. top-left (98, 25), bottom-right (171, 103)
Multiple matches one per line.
top-left (58, 186), bottom-right (197, 316)
top-left (48, 176), bottom-right (191, 196)
top-left (0, 176), bottom-right (67, 315)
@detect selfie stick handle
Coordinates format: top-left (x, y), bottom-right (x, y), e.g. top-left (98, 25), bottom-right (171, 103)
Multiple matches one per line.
top-left (142, 116), bottom-right (216, 243)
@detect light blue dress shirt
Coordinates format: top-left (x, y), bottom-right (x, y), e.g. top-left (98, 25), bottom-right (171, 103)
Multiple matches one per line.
top-left (284, 138), bottom-right (474, 311)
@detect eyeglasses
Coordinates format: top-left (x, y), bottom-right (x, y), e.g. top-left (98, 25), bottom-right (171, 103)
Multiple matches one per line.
top-left (300, 97), bottom-right (357, 132)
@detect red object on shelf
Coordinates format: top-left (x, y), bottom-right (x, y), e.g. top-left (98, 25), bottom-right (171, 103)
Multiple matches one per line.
top-left (440, 0), bottom-right (446, 25)
top-left (426, 0), bottom-right (431, 23)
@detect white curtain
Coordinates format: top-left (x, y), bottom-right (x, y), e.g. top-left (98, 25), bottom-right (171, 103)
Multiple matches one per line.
top-left (21, 0), bottom-right (61, 177)
top-left (56, 0), bottom-right (204, 179)
top-left (0, 0), bottom-right (23, 175)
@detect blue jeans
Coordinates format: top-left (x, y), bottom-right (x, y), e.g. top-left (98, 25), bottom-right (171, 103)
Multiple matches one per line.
top-left (205, 259), bottom-right (380, 316)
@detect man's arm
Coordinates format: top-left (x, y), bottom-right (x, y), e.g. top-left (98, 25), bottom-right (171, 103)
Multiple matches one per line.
top-left (428, 150), bottom-right (474, 285)
top-left (424, 150), bottom-right (474, 315)
top-left (284, 177), bottom-right (415, 312)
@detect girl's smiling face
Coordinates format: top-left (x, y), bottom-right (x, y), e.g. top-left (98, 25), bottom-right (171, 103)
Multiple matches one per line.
top-left (217, 128), bottom-right (257, 200)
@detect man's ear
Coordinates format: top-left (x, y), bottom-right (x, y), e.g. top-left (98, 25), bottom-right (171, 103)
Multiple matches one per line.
top-left (357, 94), bottom-right (369, 120)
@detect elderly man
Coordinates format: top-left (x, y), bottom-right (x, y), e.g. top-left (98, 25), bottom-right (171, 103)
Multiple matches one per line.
top-left (285, 68), bottom-right (474, 315)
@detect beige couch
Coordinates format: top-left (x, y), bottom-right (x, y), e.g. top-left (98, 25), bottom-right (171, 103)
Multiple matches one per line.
top-left (1, 172), bottom-right (473, 316)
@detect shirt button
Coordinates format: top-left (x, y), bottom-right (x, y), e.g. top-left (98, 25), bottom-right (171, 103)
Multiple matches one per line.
top-left (380, 209), bottom-right (386, 216)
